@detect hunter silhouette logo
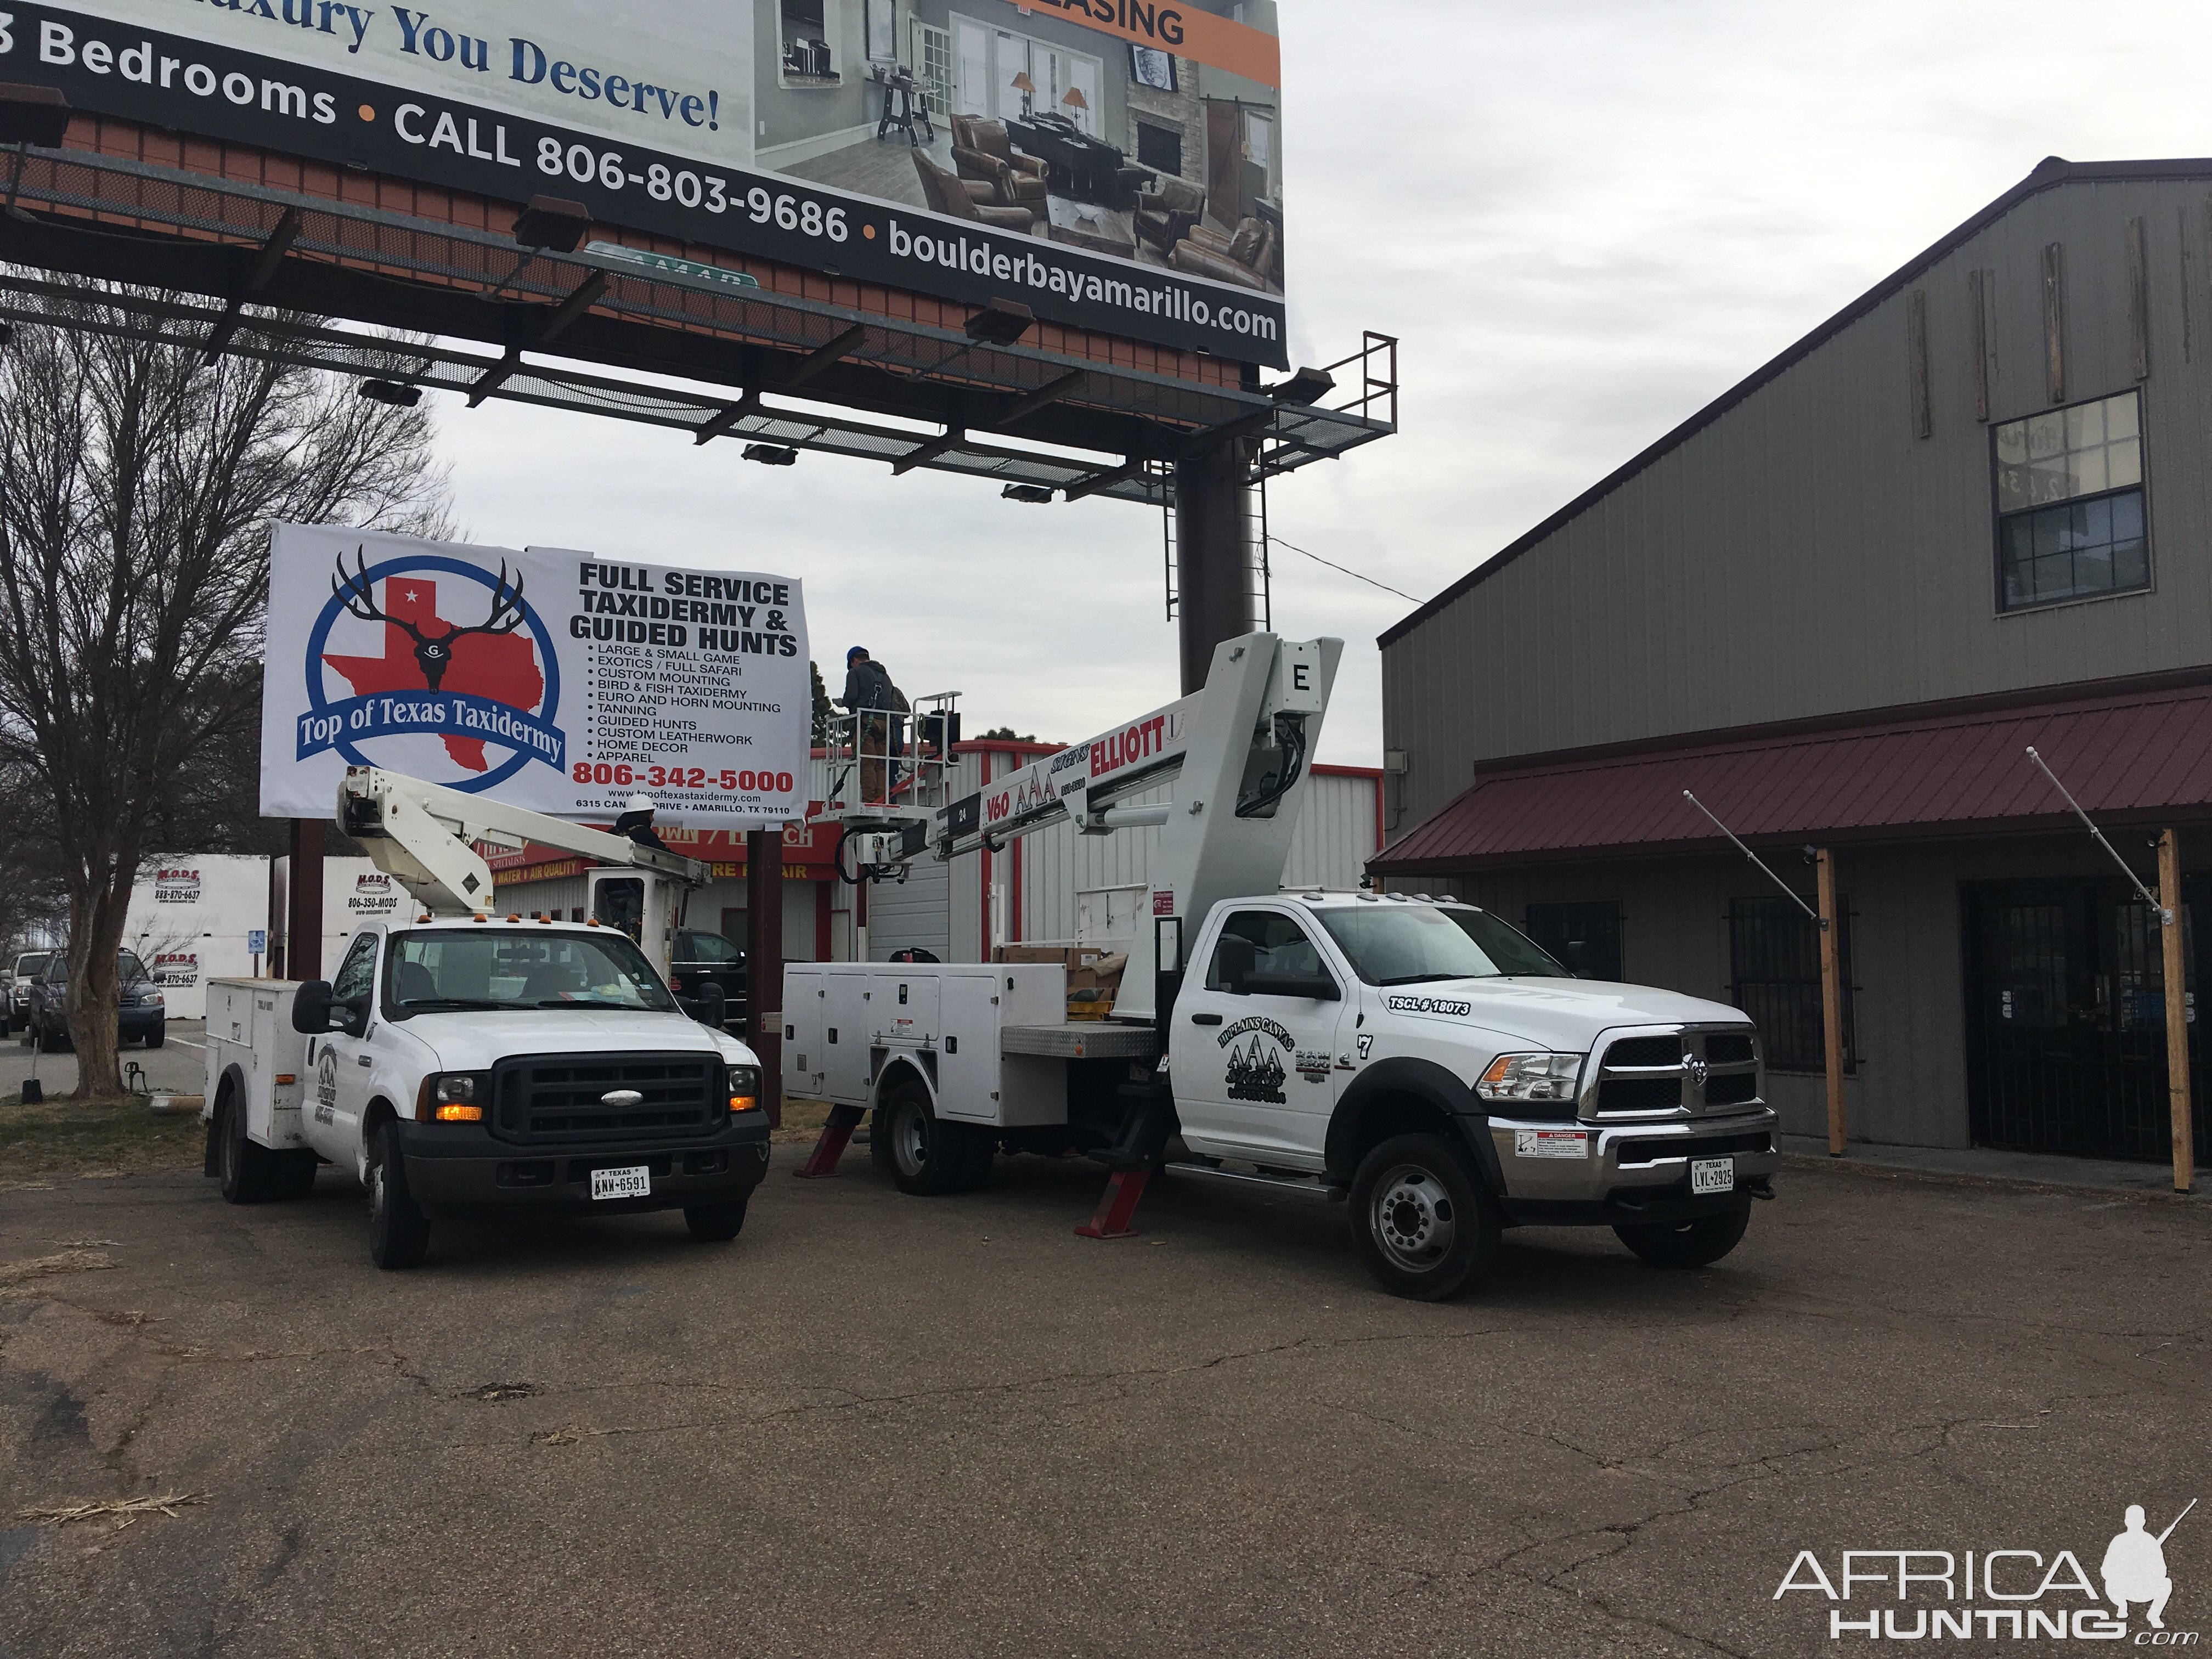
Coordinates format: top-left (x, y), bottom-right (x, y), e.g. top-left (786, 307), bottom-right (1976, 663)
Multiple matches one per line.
top-left (296, 548), bottom-right (565, 793)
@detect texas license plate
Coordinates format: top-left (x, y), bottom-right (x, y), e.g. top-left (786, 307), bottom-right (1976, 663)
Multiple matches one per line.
top-left (590, 1165), bottom-right (651, 1201)
top-left (1690, 1156), bottom-right (1736, 1196)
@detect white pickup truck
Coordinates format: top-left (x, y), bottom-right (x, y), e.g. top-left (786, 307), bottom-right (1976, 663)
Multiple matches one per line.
top-left (792, 892), bottom-right (1776, 1300)
top-left (203, 915), bottom-right (771, 1268)
top-left (794, 630), bottom-right (1778, 1300)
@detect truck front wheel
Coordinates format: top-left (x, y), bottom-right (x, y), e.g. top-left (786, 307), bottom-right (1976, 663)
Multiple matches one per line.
top-left (1349, 1134), bottom-right (1500, 1301)
top-left (1613, 1205), bottom-right (1750, 1269)
top-left (368, 1120), bottom-right (432, 1270)
top-left (874, 1081), bottom-right (974, 1196)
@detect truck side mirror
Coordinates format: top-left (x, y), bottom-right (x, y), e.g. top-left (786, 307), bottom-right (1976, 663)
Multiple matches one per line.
top-left (291, 981), bottom-right (334, 1035)
top-left (1215, 935), bottom-right (1255, 995)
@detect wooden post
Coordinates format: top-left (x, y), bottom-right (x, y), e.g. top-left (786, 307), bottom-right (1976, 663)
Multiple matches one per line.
top-left (286, 817), bottom-right (325, 985)
top-left (2159, 829), bottom-right (2194, 1194)
top-left (1816, 848), bottom-right (1847, 1156)
top-left (746, 829), bottom-right (785, 1130)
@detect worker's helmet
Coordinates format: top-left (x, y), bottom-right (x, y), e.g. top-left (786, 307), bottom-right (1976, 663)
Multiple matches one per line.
top-left (625, 793), bottom-right (654, 814)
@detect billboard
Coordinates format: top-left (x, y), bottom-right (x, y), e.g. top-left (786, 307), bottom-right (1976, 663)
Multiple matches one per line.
top-left (4, 1), bottom-right (1286, 364)
top-left (259, 524), bottom-right (811, 830)
top-left (123, 854), bottom-right (272, 1019)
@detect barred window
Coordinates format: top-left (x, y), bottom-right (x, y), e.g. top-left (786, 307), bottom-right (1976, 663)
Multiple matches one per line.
top-left (1994, 392), bottom-right (2147, 611)
top-left (1728, 896), bottom-right (1855, 1073)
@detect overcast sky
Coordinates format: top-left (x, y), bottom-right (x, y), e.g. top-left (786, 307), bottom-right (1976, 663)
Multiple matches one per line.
top-left (430, 1), bottom-right (2212, 766)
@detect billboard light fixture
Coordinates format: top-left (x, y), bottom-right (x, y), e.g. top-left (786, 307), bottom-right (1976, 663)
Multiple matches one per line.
top-left (0, 83), bottom-right (71, 149)
top-left (512, 194), bottom-right (591, 253)
top-left (964, 299), bottom-right (1035, 346)
top-left (1267, 366), bottom-right (1336, 405)
top-left (1001, 484), bottom-right (1054, 504)
top-left (743, 444), bottom-right (799, 466)
top-left (358, 379), bottom-right (422, 407)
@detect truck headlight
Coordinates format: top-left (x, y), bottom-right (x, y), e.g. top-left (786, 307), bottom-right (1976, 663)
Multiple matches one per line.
top-left (727, 1065), bottom-right (761, 1113)
top-left (421, 1072), bottom-right (491, 1123)
top-left (1475, 1053), bottom-right (1584, 1109)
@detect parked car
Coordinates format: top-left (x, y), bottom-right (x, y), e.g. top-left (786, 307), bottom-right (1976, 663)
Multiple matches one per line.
top-left (27, 950), bottom-right (165, 1049)
top-left (4, 950), bottom-right (52, 1038)
top-left (668, 928), bottom-right (747, 1034)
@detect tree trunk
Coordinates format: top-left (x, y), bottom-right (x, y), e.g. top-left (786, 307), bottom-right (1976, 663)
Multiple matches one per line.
top-left (65, 848), bottom-right (137, 1101)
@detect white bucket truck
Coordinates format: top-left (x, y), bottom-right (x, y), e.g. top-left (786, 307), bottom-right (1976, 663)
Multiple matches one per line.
top-left (202, 770), bottom-right (771, 1268)
top-left (792, 634), bottom-right (1779, 1299)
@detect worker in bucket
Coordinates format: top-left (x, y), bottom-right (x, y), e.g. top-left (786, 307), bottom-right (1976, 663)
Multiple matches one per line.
top-left (613, 794), bottom-right (668, 850)
top-left (840, 646), bottom-right (908, 804)
top-left (2101, 1503), bottom-right (2179, 1628)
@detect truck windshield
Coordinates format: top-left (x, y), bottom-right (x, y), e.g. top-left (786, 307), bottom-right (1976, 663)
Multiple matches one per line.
top-left (386, 931), bottom-right (679, 1013)
top-left (1316, 904), bottom-right (1570, 985)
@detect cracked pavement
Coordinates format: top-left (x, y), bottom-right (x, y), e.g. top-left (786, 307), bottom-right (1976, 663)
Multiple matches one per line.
top-left (1, 1153), bottom-right (2205, 1657)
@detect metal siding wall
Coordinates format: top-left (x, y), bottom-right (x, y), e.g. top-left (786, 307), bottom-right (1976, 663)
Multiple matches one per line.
top-left (1283, 773), bottom-right (1379, 889)
top-left (491, 874), bottom-right (590, 918)
top-left (1383, 179), bottom-right (2212, 833)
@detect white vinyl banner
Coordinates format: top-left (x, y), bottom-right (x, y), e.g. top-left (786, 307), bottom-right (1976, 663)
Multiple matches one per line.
top-left (260, 524), bottom-right (810, 830)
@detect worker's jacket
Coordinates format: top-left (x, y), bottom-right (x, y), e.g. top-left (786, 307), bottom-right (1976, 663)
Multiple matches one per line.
top-left (841, 659), bottom-right (905, 713)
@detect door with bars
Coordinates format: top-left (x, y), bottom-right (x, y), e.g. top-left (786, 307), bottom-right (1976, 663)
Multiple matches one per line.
top-left (1963, 878), bottom-right (2210, 1161)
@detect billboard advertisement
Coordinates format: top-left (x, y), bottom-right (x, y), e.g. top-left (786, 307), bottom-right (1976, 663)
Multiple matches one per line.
top-left (259, 524), bottom-right (811, 831)
top-left (2, 1), bottom-right (1286, 364)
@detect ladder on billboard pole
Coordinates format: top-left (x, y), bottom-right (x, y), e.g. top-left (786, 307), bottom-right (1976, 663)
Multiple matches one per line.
top-left (1681, 791), bottom-right (1849, 1158)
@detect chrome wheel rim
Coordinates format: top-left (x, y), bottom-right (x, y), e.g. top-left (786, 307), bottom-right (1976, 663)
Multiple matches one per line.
top-left (1370, 1163), bottom-right (1456, 1273)
top-left (893, 1101), bottom-right (931, 1177)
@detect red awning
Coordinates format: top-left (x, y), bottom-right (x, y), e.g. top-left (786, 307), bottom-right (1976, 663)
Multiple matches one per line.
top-left (1372, 673), bottom-right (2212, 874)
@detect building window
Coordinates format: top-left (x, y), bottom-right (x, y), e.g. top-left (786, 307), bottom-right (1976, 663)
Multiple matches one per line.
top-left (1993, 391), bottom-right (2146, 611)
top-left (1728, 896), bottom-right (1854, 1073)
top-left (1522, 901), bottom-right (1622, 981)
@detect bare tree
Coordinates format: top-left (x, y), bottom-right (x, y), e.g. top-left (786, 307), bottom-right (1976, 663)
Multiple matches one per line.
top-left (0, 285), bottom-right (451, 1099)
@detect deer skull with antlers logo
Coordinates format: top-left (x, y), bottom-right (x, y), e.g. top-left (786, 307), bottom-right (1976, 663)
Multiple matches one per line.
top-left (331, 548), bottom-right (527, 693)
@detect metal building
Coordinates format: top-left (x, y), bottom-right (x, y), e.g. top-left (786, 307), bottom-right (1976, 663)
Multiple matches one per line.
top-left (1374, 157), bottom-right (2212, 1170)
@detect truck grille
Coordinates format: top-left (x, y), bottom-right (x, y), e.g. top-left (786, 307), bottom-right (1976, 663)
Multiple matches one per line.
top-left (1599, 1077), bottom-right (1683, 1113)
top-left (492, 1053), bottom-right (723, 1143)
top-left (1588, 1026), bottom-right (1763, 1118)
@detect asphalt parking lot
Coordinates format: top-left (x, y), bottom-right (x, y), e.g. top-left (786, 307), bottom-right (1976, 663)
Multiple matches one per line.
top-left (1, 1148), bottom-right (2206, 1658)
top-left (0, 1019), bottom-right (208, 1101)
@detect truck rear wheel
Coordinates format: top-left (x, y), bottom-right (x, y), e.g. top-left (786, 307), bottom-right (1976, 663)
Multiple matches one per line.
top-left (684, 1199), bottom-right (749, 1240)
top-left (1348, 1133), bottom-right (1500, 1301)
top-left (216, 1088), bottom-right (281, 1205)
top-left (368, 1120), bottom-right (431, 1270)
top-left (1613, 1205), bottom-right (1751, 1269)
top-left (877, 1081), bottom-right (972, 1197)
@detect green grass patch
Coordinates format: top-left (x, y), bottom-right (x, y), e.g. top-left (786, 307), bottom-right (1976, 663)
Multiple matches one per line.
top-left (0, 1094), bottom-right (204, 1188)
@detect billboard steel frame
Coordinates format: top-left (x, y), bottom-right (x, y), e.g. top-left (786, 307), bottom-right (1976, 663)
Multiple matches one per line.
top-left (0, 142), bottom-right (1397, 508)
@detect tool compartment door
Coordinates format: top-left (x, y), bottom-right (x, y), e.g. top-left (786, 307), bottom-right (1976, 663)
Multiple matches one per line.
top-left (822, 972), bottom-right (871, 1102)
top-left (783, 967), bottom-right (827, 1098)
top-left (935, 970), bottom-right (1003, 1124)
top-left (873, 973), bottom-right (940, 1045)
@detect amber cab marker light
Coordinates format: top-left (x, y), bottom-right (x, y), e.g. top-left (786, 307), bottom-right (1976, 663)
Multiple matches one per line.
top-left (436, 1103), bottom-right (484, 1123)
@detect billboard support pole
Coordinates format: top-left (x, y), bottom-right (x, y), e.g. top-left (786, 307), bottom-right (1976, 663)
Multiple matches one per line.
top-left (1175, 439), bottom-right (1260, 695)
top-left (286, 818), bottom-right (324, 986)
top-left (748, 831), bottom-right (785, 1130)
